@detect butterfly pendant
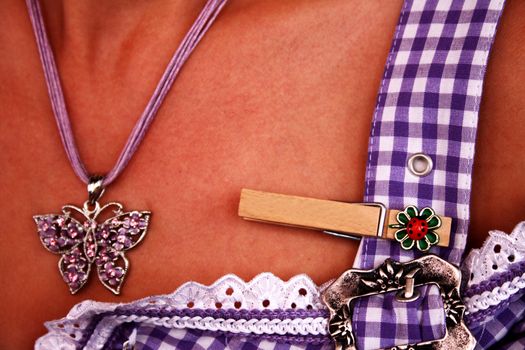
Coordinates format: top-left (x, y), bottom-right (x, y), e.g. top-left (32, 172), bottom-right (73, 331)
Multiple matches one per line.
top-left (34, 200), bottom-right (151, 295)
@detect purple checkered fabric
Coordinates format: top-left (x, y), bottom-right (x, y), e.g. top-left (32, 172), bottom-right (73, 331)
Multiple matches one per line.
top-left (134, 327), bottom-right (332, 350)
top-left (470, 293), bottom-right (525, 349)
top-left (352, 285), bottom-right (445, 350)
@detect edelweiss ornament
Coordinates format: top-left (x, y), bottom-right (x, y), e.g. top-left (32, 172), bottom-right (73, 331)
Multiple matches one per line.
top-left (34, 178), bottom-right (150, 294)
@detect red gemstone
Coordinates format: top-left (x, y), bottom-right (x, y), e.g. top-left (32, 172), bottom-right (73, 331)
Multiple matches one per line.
top-left (407, 217), bottom-right (428, 240)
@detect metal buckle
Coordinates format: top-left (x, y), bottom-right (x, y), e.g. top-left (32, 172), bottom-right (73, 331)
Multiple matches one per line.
top-left (322, 255), bottom-right (475, 350)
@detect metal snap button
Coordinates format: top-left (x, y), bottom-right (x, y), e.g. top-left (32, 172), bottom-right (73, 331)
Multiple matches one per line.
top-left (407, 153), bottom-right (433, 177)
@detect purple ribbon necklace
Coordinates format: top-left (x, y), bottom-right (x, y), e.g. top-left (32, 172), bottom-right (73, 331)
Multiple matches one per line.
top-left (26, 0), bottom-right (228, 295)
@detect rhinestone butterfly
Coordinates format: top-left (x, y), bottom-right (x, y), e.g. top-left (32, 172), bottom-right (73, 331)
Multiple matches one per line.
top-left (34, 201), bottom-right (150, 294)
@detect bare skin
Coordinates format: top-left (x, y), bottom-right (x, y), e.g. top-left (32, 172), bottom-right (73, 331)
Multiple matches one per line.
top-left (0, 0), bottom-right (523, 348)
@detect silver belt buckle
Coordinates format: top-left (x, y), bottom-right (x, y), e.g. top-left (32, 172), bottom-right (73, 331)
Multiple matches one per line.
top-left (322, 255), bottom-right (475, 350)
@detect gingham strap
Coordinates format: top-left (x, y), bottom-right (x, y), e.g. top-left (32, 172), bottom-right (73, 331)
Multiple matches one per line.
top-left (352, 1), bottom-right (506, 349)
top-left (355, 0), bottom-right (506, 269)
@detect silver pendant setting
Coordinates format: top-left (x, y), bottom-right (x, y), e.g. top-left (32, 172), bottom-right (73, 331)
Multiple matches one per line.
top-left (34, 177), bottom-right (151, 295)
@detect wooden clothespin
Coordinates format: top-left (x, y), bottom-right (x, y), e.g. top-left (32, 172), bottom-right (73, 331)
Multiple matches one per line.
top-left (238, 188), bottom-right (451, 248)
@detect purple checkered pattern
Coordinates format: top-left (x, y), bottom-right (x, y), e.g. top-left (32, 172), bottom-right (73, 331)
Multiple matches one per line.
top-left (136, 327), bottom-right (228, 350)
top-left (470, 293), bottom-right (525, 349)
top-left (352, 285), bottom-right (445, 350)
top-left (499, 315), bottom-right (525, 350)
top-left (134, 327), bottom-right (332, 350)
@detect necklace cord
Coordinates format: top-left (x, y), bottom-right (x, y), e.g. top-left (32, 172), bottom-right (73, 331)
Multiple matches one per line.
top-left (26, 0), bottom-right (228, 186)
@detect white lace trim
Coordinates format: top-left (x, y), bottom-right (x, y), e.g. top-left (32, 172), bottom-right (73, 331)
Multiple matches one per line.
top-left (463, 221), bottom-right (525, 286)
top-left (35, 273), bottom-right (324, 350)
top-left (110, 314), bottom-right (327, 336)
top-left (164, 272), bottom-right (324, 311)
top-left (35, 300), bottom-right (123, 350)
top-left (464, 270), bottom-right (525, 313)
top-left (462, 221), bottom-right (525, 315)
top-left (35, 224), bottom-right (525, 350)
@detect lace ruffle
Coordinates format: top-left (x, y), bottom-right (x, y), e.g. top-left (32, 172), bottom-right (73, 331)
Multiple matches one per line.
top-left (35, 273), bottom-right (324, 349)
top-left (463, 222), bottom-right (525, 286)
top-left (35, 224), bottom-right (525, 349)
top-left (462, 222), bottom-right (525, 321)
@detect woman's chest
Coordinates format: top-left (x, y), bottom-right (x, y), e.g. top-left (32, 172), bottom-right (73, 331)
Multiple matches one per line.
top-left (0, 1), bottom-right (524, 348)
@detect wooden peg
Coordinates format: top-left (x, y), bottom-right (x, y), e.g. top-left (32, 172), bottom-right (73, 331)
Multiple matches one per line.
top-left (238, 188), bottom-right (451, 247)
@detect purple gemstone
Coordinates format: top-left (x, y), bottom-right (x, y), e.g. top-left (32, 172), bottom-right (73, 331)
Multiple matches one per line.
top-left (64, 255), bottom-right (77, 264)
top-left (38, 217), bottom-right (53, 231)
top-left (101, 262), bottom-right (124, 285)
top-left (84, 221), bottom-right (97, 230)
top-left (122, 212), bottom-right (147, 235)
top-left (113, 242), bottom-right (124, 251)
top-left (95, 257), bottom-right (106, 266)
top-left (86, 246), bottom-right (96, 258)
top-left (67, 270), bottom-right (79, 283)
top-left (63, 247), bottom-right (87, 268)
top-left (57, 237), bottom-right (68, 247)
top-left (40, 229), bottom-right (56, 238)
top-left (37, 217), bottom-right (57, 237)
top-left (115, 268), bottom-right (124, 277)
top-left (114, 231), bottom-right (132, 249)
top-left (56, 217), bottom-right (65, 227)
top-left (108, 250), bottom-right (117, 260)
top-left (61, 262), bottom-right (87, 291)
top-left (95, 247), bottom-right (117, 266)
top-left (67, 223), bottom-right (82, 239)
top-left (129, 212), bottom-right (141, 228)
top-left (84, 233), bottom-right (97, 259)
top-left (96, 225), bottom-right (111, 240)
top-left (44, 237), bottom-right (59, 252)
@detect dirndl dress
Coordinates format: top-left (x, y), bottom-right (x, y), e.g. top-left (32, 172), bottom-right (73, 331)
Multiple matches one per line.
top-left (36, 1), bottom-right (525, 349)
